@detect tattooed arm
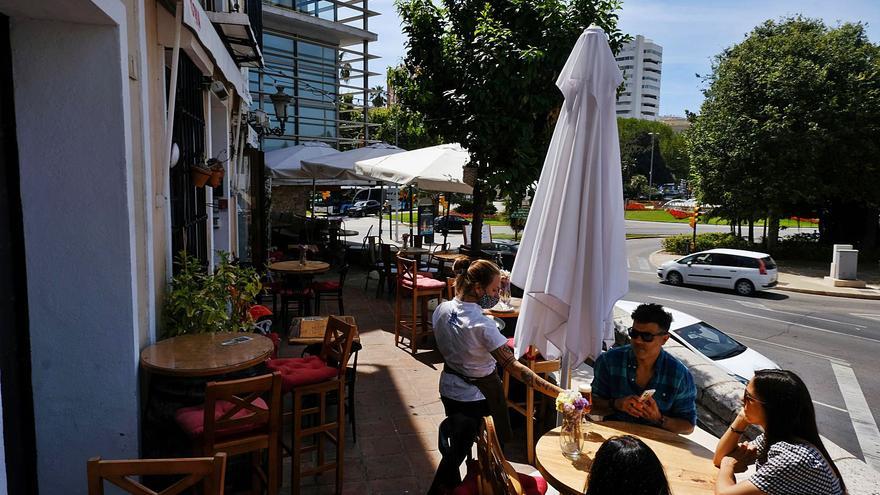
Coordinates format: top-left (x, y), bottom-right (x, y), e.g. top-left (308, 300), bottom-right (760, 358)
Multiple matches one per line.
top-left (490, 344), bottom-right (563, 399)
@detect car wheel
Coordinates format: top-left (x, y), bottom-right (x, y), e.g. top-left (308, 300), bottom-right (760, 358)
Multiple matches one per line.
top-left (735, 279), bottom-right (755, 296)
top-left (666, 271), bottom-right (683, 286)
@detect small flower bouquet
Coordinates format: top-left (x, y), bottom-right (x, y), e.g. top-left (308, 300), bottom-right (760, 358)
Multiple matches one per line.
top-left (296, 244), bottom-right (318, 265)
top-left (556, 389), bottom-right (590, 459)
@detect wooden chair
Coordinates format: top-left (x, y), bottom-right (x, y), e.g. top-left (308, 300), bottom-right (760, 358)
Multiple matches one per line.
top-left (87, 453), bottom-right (227, 495)
top-left (421, 242), bottom-right (449, 274)
top-left (502, 347), bottom-right (561, 465)
top-left (377, 242), bottom-right (399, 296)
top-left (395, 255), bottom-right (446, 354)
top-left (313, 264), bottom-right (349, 315)
top-left (476, 416), bottom-right (524, 495)
top-left (446, 277), bottom-right (456, 301)
top-left (267, 316), bottom-right (357, 495)
top-left (174, 373), bottom-right (282, 495)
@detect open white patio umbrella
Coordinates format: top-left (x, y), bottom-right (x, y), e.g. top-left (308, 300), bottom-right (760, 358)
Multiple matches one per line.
top-left (510, 26), bottom-right (628, 379)
top-left (264, 141), bottom-right (340, 185)
top-left (353, 143), bottom-right (473, 194)
top-left (301, 142), bottom-right (403, 181)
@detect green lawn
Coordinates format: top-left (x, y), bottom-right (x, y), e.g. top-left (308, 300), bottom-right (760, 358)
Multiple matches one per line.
top-left (624, 210), bottom-right (818, 228)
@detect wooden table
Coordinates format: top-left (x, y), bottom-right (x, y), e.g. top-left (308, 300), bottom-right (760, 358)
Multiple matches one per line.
top-left (288, 315), bottom-right (359, 345)
top-left (140, 332), bottom-right (274, 377)
top-left (268, 260), bottom-right (330, 275)
top-left (535, 421), bottom-right (717, 495)
top-left (485, 297), bottom-right (522, 318)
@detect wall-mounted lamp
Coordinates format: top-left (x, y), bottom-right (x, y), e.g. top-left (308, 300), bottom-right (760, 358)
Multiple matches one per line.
top-left (248, 85), bottom-right (290, 136)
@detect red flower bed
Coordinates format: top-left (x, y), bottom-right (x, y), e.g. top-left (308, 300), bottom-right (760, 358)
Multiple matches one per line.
top-left (625, 201), bottom-right (646, 210)
top-left (790, 216), bottom-right (819, 224)
top-left (667, 209), bottom-right (691, 219)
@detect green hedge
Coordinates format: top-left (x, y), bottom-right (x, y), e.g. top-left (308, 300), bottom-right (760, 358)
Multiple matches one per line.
top-left (662, 233), bottom-right (749, 255)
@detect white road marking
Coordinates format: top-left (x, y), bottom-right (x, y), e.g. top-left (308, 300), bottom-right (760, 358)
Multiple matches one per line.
top-left (831, 362), bottom-right (880, 470)
top-left (648, 296), bottom-right (880, 345)
top-left (627, 258), bottom-right (631, 269)
top-left (638, 257), bottom-right (650, 271)
top-left (722, 298), bottom-right (867, 329)
top-left (813, 400), bottom-right (849, 414)
top-left (851, 313), bottom-right (880, 323)
top-left (728, 333), bottom-right (851, 366)
top-left (629, 270), bottom-right (657, 275)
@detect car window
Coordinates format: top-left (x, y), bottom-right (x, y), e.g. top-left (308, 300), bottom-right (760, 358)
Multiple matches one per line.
top-left (674, 322), bottom-right (746, 360)
top-left (692, 253), bottom-right (713, 265)
top-left (738, 257), bottom-right (759, 269)
top-left (712, 254), bottom-right (738, 266)
top-left (762, 256), bottom-right (777, 269)
top-left (677, 255), bottom-right (695, 264)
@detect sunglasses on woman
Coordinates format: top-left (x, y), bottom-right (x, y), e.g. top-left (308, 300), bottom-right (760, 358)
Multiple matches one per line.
top-left (628, 327), bottom-right (669, 343)
top-left (743, 390), bottom-right (765, 405)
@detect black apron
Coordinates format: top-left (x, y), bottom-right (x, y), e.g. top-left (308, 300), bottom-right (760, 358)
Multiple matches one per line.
top-left (443, 364), bottom-right (513, 443)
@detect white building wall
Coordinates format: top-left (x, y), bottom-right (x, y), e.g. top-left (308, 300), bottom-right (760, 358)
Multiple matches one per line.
top-left (9, 2), bottom-right (142, 492)
top-left (616, 34), bottom-right (662, 120)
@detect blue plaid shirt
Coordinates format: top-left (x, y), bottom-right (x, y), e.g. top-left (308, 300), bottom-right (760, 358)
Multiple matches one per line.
top-left (591, 345), bottom-right (697, 426)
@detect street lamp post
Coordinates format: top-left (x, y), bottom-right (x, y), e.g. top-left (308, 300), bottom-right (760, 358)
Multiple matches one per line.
top-left (648, 131), bottom-right (657, 199)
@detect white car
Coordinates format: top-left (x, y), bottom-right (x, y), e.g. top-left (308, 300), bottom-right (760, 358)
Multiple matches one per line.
top-left (613, 300), bottom-right (779, 383)
top-left (657, 248), bottom-right (778, 296)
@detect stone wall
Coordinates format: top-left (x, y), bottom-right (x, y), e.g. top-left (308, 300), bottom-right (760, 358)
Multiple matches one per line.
top-left (271, 185), bottom-right (311, 217)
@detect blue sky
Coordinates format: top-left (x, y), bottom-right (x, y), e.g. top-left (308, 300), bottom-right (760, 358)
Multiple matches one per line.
top-left (367, 0), bottom-right (880, 116)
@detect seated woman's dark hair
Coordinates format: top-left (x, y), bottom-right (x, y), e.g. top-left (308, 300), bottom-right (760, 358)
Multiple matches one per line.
top-left (585, 435), bottom-right (670, 495)
top-left (451, 257), bottom-right (500, 298)
top-left (751, 369), bottom-right (846, 491)
top-left (631, 303), bottom-right (674, 332)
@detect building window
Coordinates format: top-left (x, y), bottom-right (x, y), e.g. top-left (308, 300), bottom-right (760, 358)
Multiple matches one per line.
top-left (619, 64), bottom-right (633, 70)
top-left (642, 76), bottom-right (659, 82)
top-left (644, 67), bottom-right (661, 74)
top-left (615, 56), bottom-right (634, 61)
top-left (642, 89), bottom-right (659, 95)
top-left (269, 0), bottom-right (336, 21)
top-left (644, 48), bottom-right (662, 56)
top-left (644, 58), bottom-right (661, 65)
top-left (617, 110), bottom-right (630, 114)
top-left (643, 102), bottom-right (656, 108)
top-left (642, 111), bottom-right (656, 116)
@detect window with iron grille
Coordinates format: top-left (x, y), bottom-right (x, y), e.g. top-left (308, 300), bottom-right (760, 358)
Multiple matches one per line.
top-left (169, 53), bottom-right (208, 269)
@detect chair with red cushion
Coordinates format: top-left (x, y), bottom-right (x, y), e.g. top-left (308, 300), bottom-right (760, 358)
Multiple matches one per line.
top-left (450, 416), bottom-right (547, 495)
top-left (265, 316), bottom-right (357, 495)
top-left (395, 255), bottom-right (446, 354)
top-left (174, 373), bottom-right (282, 495)
top-left (313, 264), bottom-right (349, 315)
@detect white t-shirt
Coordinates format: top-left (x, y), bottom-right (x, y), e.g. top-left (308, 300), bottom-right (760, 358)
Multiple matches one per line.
top-left (432, 298), bottom-right (508, 402)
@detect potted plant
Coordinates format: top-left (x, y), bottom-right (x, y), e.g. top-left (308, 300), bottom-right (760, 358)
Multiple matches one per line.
top-left (207, 157), bottom-right (225, 188)
top-left (163, 252), bottom-right (263, 337)
top-left (191, 159), bottom-right (212, 188)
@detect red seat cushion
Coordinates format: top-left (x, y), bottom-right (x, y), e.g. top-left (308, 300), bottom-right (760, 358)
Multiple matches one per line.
top-left (314, 280), bottom-right (341, 292)
top-left (452, 460), bottom-right (547, 495)
top-left (174, 398), bottom-right (268, 438)
top-left (248, 304), bottom-right (273, 319)
top-left (402, 275), bottom-right (446, 290)
top-left (266, 356), bottom-right (337, 392)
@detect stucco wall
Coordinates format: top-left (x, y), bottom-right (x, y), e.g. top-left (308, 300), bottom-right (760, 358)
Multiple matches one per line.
top-left (11, 10), bottom-right (141, 493)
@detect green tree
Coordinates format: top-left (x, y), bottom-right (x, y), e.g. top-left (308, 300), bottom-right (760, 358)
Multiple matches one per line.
top-left (689, 17), bottom-right (880, 249)
top-left (392, 0), bottom-right (626, 252)
top-left (370, 85), bottom-right (387, 108)
top-left (369, 105), bottom-right (442, 150)
top-left (617, 118), bottom-right (690, 190)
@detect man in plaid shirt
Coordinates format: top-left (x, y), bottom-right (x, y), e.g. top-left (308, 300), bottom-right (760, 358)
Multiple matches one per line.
top-left (591, 303), bottom-right (697, 434)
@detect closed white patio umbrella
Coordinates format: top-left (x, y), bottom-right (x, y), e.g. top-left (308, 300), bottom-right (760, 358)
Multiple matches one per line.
top-left (510, 26), bottom-right (628, 378)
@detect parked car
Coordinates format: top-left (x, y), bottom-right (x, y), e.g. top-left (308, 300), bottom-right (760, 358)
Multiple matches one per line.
top-left (347, 200), bottom-right (380, 217)
top-left (657, 248), bottom-right (778, 296)
top-left (613, 300), bottom-right (779, 383)
top-left (434, 215), bottom-right (470, 232)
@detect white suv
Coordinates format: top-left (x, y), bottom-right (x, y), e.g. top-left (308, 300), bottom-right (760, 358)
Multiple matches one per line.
top-left (657, 248), bottom-right (778, 296)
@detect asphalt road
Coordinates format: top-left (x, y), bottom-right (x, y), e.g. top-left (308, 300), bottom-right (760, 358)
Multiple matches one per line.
top-left (626, 237), bottom-right (880, 467)
top-left (624, 220), bottom-right (820, 239)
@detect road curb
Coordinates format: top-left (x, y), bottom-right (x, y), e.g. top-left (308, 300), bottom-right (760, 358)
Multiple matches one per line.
top-left (774, 284), bottom-right (880, 300)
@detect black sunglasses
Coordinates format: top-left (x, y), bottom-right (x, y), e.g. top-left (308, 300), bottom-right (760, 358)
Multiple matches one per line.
top-left (628, 327), bottom-right (669, 343)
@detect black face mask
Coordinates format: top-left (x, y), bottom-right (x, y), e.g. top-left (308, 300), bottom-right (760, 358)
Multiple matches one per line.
top-left (478, 293), bottom-right (500, 309)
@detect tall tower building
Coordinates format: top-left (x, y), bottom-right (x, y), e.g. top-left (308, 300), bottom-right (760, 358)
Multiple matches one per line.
top-left (615, 35), bottom-right (662, 120)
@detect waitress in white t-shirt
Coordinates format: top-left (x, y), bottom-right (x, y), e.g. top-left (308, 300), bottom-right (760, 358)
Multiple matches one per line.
top-left (427, 257), bottom-right (562, 495)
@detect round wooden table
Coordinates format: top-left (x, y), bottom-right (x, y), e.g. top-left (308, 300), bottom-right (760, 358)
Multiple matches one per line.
top-left (535, 421), bottom-right (717, 495)
top-left (485, 297), bottom-right (522, 318)
top-left (140, 332), bottom-right (274, 377)
top-left (268, 260), bottom-right (331, 275)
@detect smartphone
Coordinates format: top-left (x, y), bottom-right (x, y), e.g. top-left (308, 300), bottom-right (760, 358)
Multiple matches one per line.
top-left (639, 389), bottom-right (656, 402)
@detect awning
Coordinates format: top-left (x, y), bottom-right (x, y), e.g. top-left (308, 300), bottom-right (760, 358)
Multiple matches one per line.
top-left (207, 10), bottom-right (264, 68)
top-left (181, 0), bottom-right (251, 105)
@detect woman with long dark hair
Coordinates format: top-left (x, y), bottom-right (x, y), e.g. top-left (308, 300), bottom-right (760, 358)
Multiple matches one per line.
top-left (586, 435), bottom-right (670, 495)
top-left (714, 369), bottom-right (846, 494)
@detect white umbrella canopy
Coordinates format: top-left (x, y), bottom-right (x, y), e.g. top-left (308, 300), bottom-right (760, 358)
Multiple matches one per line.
top-left (301, 142), bottom-right (404, 181)
top-left (510, 26), bottom-right (628, 368)
top-left (354, 143), bottom-right (473, 194)
top-left (264, 141), bottom-right (340, 184)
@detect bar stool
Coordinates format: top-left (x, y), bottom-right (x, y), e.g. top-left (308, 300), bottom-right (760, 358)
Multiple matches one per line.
top-left (265, 316), bottom-right (357, 495)
top-left (395, 255), bottom-right (446, 354)
top-left (501, 340), bottom-right (560, 465)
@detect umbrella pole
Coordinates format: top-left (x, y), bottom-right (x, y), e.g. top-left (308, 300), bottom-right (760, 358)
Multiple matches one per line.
top-left (378, 181), bottom-right (383, 240)
top-left (442, 200), bottom-right (449, 247)
top-left (311, 179), bottom-right (316, 219)
top-left (408, 185), bottom-right (414, 246)
top-left (557, 352), bottom-right (573, 425)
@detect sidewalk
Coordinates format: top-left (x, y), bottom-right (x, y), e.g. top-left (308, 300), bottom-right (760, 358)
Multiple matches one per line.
top-left (649, 251), bottom-right (880, 300)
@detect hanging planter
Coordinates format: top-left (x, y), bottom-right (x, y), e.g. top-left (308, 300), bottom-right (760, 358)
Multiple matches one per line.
top-left (191, 165), bottom-right (212, 188)
top-left (206, 157), bottom-right (226, 188)
top-left (462, 164), bottom-right (478, 187)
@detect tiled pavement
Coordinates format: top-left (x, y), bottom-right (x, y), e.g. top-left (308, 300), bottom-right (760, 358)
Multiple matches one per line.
top-left (274, 265), bottom-right (537, 495)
